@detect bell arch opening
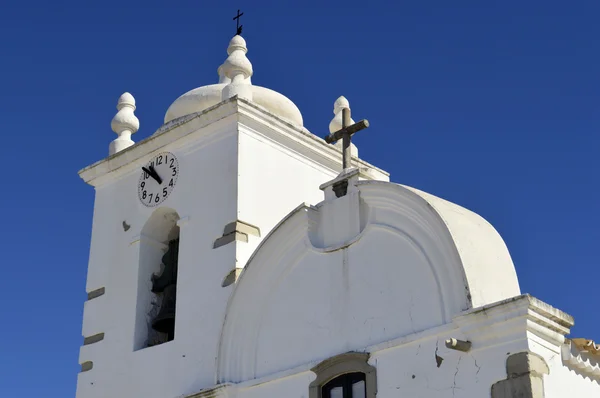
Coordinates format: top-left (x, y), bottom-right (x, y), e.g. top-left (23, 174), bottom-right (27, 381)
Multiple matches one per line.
top-left (134, 207), bottom-right (180, 351)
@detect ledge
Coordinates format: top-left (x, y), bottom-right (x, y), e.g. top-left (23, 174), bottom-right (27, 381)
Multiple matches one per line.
top-left (80, 361), bottom-right (93, 372)
top-left (214, 232), bottom-right (248, 248)
top-left (83, 332), bottom-right (105, 346)
top-left (213, 220), bottom-right (260, 249)
top-left (223, 220), bottom-right (260, 237)
top-left (86, 287), bottom-right (105, 301)
top-left (454, 294), bottom-right (574, 347)
top-left (78, 97), bottom-right (389, 187)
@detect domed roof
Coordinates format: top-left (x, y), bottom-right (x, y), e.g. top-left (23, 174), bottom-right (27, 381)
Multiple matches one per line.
top-left (164, 35), bottom-right (303, 127)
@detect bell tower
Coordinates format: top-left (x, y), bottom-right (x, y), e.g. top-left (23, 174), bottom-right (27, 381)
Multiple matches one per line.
top-left (76, 34), bottom-right (388, 398)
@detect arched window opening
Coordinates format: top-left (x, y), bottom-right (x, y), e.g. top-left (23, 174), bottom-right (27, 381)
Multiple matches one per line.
top-left (149, 237), bottom-right (179, 342)
top-left (323, 372), bottom-right (366, 398)
top-left (309, 352), bottom-right (376, 398)
top-left (134, 208), bottom-right (180, 350)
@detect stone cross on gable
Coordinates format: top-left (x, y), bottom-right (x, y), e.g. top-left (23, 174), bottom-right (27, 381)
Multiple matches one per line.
top-left (322, 97), bottom-right (370, 198)
top-left (324, 101), bottom-right (369, 170)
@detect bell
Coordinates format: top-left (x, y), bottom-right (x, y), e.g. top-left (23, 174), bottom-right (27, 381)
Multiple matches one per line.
top-left (152, 284), bottom-right (176, 340)
top-left (150, 238), bottom-right (179, 341)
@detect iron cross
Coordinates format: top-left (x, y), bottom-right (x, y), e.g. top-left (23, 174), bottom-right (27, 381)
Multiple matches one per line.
top-left (324, 107), bottom-right (370, 169)
top-left (233, 9), bottom-right (244, 35)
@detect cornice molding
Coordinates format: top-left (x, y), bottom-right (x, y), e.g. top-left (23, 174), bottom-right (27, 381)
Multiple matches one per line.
top-left (237, 101), bottom-right (388, 181)
top-left (79, 97), bottom-right (389, 187)
top-left (454, 294), bottom-right (573, 348)
top-left (79, 98), bottom-right (239, 187)
top-left (210, 296), bottom-right (575, 394)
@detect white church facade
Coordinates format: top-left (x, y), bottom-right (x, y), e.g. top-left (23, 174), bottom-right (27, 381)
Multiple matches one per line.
top-left (76, 33), bottom-right (600, 398)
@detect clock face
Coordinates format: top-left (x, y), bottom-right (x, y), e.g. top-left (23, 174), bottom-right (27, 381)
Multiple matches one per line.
top-left (138, 152), bottom-right (179, 207)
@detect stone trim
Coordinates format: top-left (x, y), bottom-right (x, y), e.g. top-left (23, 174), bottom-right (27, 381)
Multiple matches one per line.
top-left (309, 352), bottom-right (376, 398)
top-left (222, 268), bottom-right (242, 287)
top-left (491, 352), bottom-right (549, 398)
top-left (83, 332), bottom-right (105, 346)
top-left (223, 220), bottom-right (260, 237)
top-left (214, 231), bottom-right (248, 248)
top-left (80, 361), bottom-right (93, 372)
top-left (213, 220), bottom-right (260, 249)
top-left (87, 287), bottom-right (105, 301)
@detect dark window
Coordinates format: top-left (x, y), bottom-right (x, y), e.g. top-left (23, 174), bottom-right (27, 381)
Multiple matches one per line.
top-left (323, 372), bottom-right (366, 398)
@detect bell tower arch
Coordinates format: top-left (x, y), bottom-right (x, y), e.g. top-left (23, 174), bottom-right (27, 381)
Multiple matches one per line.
top-left (135, 207), bottom-right (180, 350)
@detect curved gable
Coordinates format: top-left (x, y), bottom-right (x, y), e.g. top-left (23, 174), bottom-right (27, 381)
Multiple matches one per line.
top-left (217, 182), bottom-right (520, 383)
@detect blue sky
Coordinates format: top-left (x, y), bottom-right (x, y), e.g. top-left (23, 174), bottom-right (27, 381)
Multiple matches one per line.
top-left (1, 1), bottom-right (598, 396)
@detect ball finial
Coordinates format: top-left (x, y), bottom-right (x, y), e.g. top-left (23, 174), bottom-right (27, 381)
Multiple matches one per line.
top-left (333, 96), bottom-right (350, 115)
top-left (109, 92), bottom-right (139, 155)
top-left (329, 96), bottom-right (355, 133)
top-left (328, 96), bottom-right (358, 157)
top-left (221, 35), bottom-right (253, 101)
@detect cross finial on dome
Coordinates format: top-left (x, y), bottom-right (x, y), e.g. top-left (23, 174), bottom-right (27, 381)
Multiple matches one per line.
top-left (233, 9), bottom-right (244, 36)
top-left (109, 92), bottom-right (139, 155)
top-left (221, 35), bottom-right (253, 101)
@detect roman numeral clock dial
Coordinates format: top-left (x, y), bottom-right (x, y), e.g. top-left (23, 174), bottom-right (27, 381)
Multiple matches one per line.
top-left (138, 152), bottom-right (179, 207)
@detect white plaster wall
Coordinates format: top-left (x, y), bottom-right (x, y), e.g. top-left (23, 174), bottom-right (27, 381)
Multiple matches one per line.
top-left (370, 337), bottom-right (516, 398)
top-left (78, 130), bottom-right (242, 398)
top-left (78, 112), bottom-right (387, 398)
top-left (252, 230), bottom-right (448, 378)
top-left (237, 372), bottom-right (314, 398)
top-left (79, 98), bottom-right (532, 398)
top-left (218, 330), bottom-right (529, 398)
top-left (220, 181), bottom-right (507, 383)
top-left (235, 125), bottom-right (339, 266)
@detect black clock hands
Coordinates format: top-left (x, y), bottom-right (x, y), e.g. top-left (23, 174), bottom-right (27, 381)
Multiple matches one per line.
top-left (149, 165), bottom-right (163, 184)
top-left (142, 165), bottom-right (163, 184)
top-left (142, 167), bottom-right (158, 183)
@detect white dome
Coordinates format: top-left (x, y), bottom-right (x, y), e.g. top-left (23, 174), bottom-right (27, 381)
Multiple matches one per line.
top-left (164, 35), bottom-right (303, 127)
top-left (165, 84), bottom-right (303, 126)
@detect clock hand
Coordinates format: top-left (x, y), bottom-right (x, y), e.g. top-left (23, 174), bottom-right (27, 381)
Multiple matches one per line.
top-left (148, 165), bottom-right (163, 184)
top-left (142, 166), bottom-right (162, 184)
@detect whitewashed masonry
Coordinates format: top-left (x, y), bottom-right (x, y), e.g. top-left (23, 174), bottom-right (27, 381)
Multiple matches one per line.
top-left (76, 34), bottom-right (599, 398)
